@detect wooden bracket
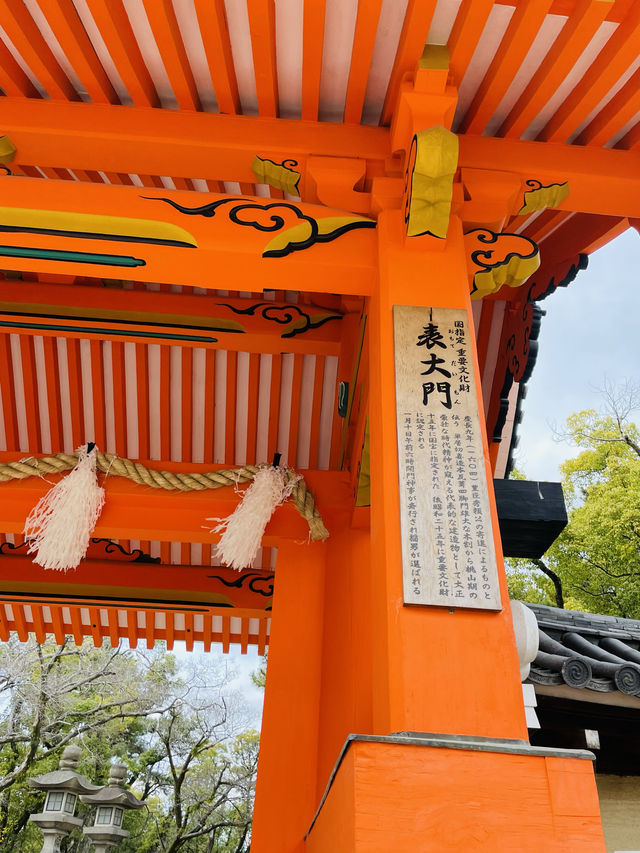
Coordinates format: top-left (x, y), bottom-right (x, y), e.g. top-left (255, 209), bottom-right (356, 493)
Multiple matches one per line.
top-left (460, 168), bottom-right (523, 231)
top-left (306, 156), bottom-right (371, 214)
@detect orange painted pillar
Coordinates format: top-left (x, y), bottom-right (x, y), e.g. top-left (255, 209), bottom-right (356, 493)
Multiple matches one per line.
top-left (368, 210), bottom-right (527, 739)
top-left (305, 208), bottom-right (606, 851)
top-left (315, 523), bottom-right (373, 792)
top-left (251, 540), bottom-right (326, 853)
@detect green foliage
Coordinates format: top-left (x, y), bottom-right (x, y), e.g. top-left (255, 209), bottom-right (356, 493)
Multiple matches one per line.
top-left (251, 655), bottom-right (267, 690)
top-left (0, 639), bottom-right (258, 852)
top-left (508, 388), bottom-right (640, 617)
top-left (505, 561), bottom-right (555, 606)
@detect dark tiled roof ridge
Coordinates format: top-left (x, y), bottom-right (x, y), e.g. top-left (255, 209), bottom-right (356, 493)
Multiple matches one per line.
top-left (525, 603), bottom-right (640, 641)
top-left (524, 603), bottom-right (640, 697)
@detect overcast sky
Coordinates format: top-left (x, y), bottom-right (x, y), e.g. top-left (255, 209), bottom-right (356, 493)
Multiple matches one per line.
top-left (512, 226), bottom-right (640, 482)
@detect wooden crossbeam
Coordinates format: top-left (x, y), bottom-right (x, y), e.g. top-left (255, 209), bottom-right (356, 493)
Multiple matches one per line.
top-left (458, 136), bottom-right (640, 219)
top-left (3, 100), bottom-right (640, 219)
top-left (0, 282), bottom-right (346, 356)
top-left (0, 555), bottom-right (274, 611)
top-left (0, 176), bottom-right (376, 295)
top-left (0, 98), bottom-right (389, 190)
top-left (0, 454), bottom-right (350, 542)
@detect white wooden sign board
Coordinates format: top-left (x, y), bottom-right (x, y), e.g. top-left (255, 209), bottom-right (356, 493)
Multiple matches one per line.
top-left (394, 305), bottom-right (501, 611)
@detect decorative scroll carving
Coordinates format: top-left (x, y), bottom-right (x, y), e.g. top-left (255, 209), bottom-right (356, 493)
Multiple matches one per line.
top-left (252, 156), bottom-right (301, 195)
top-left (403, 126), bottom-right (458, 239)
top-left (464, 228), bottom-right (540, 299)
top-left (0, 537), bottom-right (160, 564)
top-left (208, 570), bottom-right (274, 597)
top-left (146, 197), bottom-right (375, 258)
top-left (90, 538), bottom-right (160, 564)
top-left (218, 301), bottom-right (341, 339)
top-left (517, 179), bottom-right (570, 215)
top-left (0, 539), bottom-right (29, 555)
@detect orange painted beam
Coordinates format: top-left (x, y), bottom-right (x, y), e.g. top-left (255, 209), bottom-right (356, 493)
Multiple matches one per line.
top-left (0, 282), bottom-right (346, 356)
top-left (5, 99), bottom-right (640, 219)
top-left (458, 135), bottom-right (640, 218)
top-left (0, 97), bottom-right (389, 187)
top-left (0, 454), bottom-right (351, 542)
top-left (0, 554), bottom-right (273, 611)
top-left (0, 177), bottom-right (377, 296)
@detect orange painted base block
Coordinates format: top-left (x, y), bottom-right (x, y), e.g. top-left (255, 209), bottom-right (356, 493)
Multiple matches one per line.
top-left (305, 735), bottom-right (606, 852)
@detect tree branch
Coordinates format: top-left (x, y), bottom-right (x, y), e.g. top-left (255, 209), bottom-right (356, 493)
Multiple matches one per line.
top-left (532, 559), bottom-right (564, 609)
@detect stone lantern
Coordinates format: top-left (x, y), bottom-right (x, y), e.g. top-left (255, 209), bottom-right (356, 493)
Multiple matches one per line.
top-left (80, 762), bottom-right (144, 851)
top-left (28, 744), bottom-right (101, 853)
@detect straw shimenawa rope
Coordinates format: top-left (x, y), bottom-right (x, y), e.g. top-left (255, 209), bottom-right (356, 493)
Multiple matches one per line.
top-left (0, 452), bottom-right (329, 542)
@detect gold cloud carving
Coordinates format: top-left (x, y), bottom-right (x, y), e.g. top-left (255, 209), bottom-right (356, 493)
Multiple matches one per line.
top-left (465, 229), bottom-right (540, 300)
top-left (403, 125), bottom-right (459, 239)
top-left (517, 179), bottom-right (570, 215)
top-left (252, 156), bottom-right (301, 196)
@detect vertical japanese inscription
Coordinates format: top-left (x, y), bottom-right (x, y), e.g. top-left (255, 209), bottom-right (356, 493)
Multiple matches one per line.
top-left (394, 306), bottom-right (501, 610)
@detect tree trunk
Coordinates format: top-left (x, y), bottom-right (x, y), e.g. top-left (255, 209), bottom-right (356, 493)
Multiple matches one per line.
top-left (533, 559), bottom-right (565, 608)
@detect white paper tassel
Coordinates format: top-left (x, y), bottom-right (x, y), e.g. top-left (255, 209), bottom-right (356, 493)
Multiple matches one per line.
top-left (24, 444), bottom-right (105, 571)
top-left (207, 466), bottom-right (300, 570)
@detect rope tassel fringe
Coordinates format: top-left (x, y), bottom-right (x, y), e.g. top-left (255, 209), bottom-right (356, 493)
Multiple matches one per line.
top-left (11, 450), bottom-right (328, 572)
top-left (24, 444), bottom-right (105, 571)
top-left (206, 466), bottom-right (301, 570)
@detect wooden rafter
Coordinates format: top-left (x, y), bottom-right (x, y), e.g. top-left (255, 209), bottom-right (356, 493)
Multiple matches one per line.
top-left (448, 0), bottom-right (496, 87)
top-left (248, 0), bottom-right (279, 118)
top-left (142, 0), bottom-right (201, 111)
top-left (37, 0), bottom-right (119, 105)
top-left (575, 65), bottom-right (640, 146)
top-left (460, 0), bottom-right (554, 135)
top-left (0, 0), bottom-right (79, 101)
top-left (0, 597), bottom-right (269, 652)
top-left (381, 0), bottom-right (438, 126)
top-left (84, 0), bottom-right (159, 107)
top-left (301, 0), bottom-right (326, 121)
top-left (344, 0), bottom-right (382, 124)
top-left (538, 1), bottom-right (640, 143)
top-left (497, 0), bottom-right (614, 139)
